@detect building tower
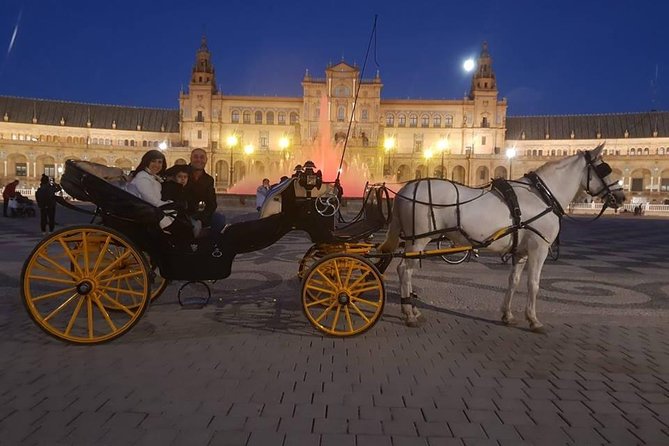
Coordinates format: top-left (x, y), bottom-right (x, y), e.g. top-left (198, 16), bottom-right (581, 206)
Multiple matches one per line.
top-left (180, 35), bottom-right (217, 149)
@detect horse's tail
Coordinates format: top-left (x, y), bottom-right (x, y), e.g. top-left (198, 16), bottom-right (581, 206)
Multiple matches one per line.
top-left (379, 201), bottom-right (402, 253)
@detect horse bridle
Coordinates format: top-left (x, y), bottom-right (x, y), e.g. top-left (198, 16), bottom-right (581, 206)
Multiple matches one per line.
top-left (583, 151), bottom-right (622, 208)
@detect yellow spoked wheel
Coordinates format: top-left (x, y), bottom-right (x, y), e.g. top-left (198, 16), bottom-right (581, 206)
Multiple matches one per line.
top-left (21, 225), bottom-right (150, 344)
top-left (100, 246), bottom-right (169, 308)
top-left (301, 253), bottom-right (385, 336)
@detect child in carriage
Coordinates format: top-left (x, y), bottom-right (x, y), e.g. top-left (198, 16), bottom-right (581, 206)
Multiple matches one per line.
top-left (126, 150), bottom-right (197, 241)
top-left (162, 164), bottom-right (202, 237)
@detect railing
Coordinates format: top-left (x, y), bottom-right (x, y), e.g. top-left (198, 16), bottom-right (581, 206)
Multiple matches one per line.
top-left (568, 202), bottom-right (669, 215)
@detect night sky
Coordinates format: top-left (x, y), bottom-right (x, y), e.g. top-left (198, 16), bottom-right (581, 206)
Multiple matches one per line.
top-left (1, 0), bottom-right (666, 116)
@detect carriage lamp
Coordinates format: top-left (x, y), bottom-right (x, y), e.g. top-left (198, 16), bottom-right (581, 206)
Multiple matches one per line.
top-left (506, 147), bottom-right (517, 180)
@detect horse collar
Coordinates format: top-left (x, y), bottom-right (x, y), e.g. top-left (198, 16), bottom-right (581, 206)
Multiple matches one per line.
top-left (524, 172), bottom-right (565, 218)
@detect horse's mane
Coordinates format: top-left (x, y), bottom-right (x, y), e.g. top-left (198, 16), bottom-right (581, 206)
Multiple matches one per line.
top-left (534, 152), bottom-right (580, 175)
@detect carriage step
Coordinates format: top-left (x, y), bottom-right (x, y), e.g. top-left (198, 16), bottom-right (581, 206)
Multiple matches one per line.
top-left (177, 281), bottom-right (212, 309)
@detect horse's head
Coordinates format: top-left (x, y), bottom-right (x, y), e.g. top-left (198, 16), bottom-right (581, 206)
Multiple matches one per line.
top-left (581, 144), bottom-right (625, 208)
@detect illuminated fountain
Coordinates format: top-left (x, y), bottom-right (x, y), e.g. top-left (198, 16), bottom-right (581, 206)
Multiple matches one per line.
top-left (227, 95), bottom-right (372, 196)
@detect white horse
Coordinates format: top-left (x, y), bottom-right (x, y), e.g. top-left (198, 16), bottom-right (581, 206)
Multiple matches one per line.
top-left (379, 144), bottom-right (625, 332)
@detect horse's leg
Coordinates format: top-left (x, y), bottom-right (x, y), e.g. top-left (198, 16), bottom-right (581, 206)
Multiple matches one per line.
top-left (525, 247), bottom-right (549, 332)
top-left (501, 255), bottom-right (527, 325)
top-left (397, 257), bottom-right (419, 327)
top-left (397, 238), bottom-right (430, 327)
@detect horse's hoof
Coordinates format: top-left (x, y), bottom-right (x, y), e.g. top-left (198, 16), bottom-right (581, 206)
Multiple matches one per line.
top-left (405, 319), bottom-right (420, 328)
top-left (502, 317), bottom-right (518, 326)
top-left (531, 325), bottom-right (547, 334)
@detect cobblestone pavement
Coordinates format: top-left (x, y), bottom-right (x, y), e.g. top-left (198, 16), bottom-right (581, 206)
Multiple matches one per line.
top-left (0, 205), bottom-right (668, 445)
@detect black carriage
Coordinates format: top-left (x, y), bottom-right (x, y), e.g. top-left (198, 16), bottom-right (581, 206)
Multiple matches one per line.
top-left (21, 160), bottom-right (392, 344)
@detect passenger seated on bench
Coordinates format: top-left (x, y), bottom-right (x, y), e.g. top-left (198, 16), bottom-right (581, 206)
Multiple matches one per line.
top-left (127, 150), bottom-right (192, 238)
top-left (163, 164), bottom-right (202, 237)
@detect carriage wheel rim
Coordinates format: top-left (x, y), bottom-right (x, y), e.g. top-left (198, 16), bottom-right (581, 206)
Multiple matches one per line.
top-left (22, 226), bottom-right (150, 344)
top-left (302, 255), bottom-right (384, 336)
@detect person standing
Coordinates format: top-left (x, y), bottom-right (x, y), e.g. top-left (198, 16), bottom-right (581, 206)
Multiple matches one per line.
top-left (184, 148), bottom-right (226, 232)
top-left (35, 175), bottom-right (61, 234)
top-left (256, 178), bottom-right (270, 212)
top-left (3, 179), bottom-right (19, 217)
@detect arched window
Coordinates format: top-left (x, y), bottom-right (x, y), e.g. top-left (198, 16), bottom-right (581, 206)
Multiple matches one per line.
top-left (243, 111), bottom-right (251, 124)
top-left (398, 114), bottom-right (406, 127)
top-left (337, 106), bottom-right (346, 122)
top-left (231, 110), bottom-right (240, 123)
top-left (255, 111), bottom-right (262, 124)
top-left (629, 148), bottom-right (635, 155)
top-left (433, 115), bottom-right (441, 127)
top-left (386, 114), bottom-right (394, 127)
top-left (444, 115), bottom-right (453, 127)
top-left (290, 112), bottom-right (298, 124)
top-left (278, 112), bottom-right (285, 125)
top-left (643, 147), bottom-right (649, 155)
top-left (421, 115), bottom-right (429, 127)
top-left (266, 111), bottom-right (274, 124)
top-left (659, 147), bottom-right (665, 155)
top-left (409, 115), bottom-right (418, 127)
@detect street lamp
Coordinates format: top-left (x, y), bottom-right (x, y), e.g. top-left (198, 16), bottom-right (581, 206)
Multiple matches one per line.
top-left (383, 136), bottom-right (396, 177)
top-left (463, 58), bottom-right (475, 72)
top-left (423, 148), bottom-right (433, 178)
top-left (506, 147), bottom-right (517, 180)
top-left (278, 136), bottom-right (290, 150)
top-left (227, 134), bottom-right (239, 187)
top-left (158, 141), bottom-right (167, 151)
top-left (437, 138), bottom-right (448, 179)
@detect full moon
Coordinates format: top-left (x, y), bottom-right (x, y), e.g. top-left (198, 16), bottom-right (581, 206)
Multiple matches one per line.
top-left (463, 58), bottom-right (475, 72)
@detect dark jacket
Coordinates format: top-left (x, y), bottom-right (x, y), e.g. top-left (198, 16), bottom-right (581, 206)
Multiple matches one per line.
top-left (161, 180), bottom-right (189, 211)
top-left (184, 167), bottom-right (217, 226)
top-left (35, 183), bottom-right (61, 209)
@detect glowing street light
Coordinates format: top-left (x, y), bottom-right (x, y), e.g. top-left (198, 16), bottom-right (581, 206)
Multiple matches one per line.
top-left (158, 141), bottom-right (167, 151)
top-left (463, 58), bottom-right (475, 72)
top-left (279, 136), bottom-right (290, 150)
top-left (506, 147), bottom-right (517, 179)
top-left (423, 148), bottom-right (434, 178)
top-left (244, 144), bottom-right (255, 155)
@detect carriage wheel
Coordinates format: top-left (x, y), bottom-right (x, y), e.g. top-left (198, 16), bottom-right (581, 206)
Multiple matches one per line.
top-left (302, 254), bottom-right (385, 336)
top-left (298, 244), bottom-right (323, 280)
top-left (21, 225), bottom-right (150, 344)
top-left (99, 246), bottom-right (169, 307)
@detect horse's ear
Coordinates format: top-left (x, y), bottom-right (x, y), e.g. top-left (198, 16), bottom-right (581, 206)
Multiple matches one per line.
top-left (590, 142), bottom-right (606, 159)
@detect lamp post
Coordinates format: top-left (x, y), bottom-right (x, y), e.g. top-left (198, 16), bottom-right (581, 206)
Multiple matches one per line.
top-left (437, 138), bottom-right (448, 179)
top-left (506, 147), bottom-right (517, 180)
top-left (278, 136), bottom-right (290, 176)
top-left (423, 148), bottom-right (433, 178)
top-left (383, 136), bottom-right (395, 178)
top-left (226, 134), bottom-right (238, 188)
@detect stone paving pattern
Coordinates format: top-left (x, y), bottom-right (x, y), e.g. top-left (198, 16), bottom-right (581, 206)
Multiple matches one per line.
top-left (0, 205), bottom-right (668, 445)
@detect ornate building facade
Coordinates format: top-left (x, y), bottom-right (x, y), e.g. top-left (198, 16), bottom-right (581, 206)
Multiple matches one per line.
top-left (1, 38), bottom-right (668, 201)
